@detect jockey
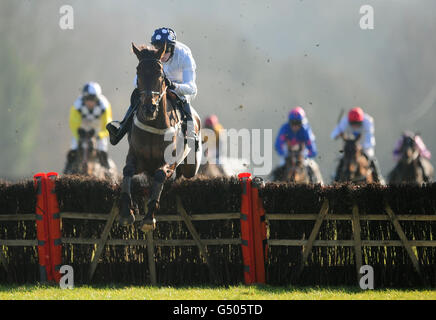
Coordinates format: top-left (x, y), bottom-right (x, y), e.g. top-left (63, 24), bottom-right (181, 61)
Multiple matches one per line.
top-left (331, 107), bottom-right (383, 182)
top-left (393, 131), bottom-right (431, 162)
top-left (203, 114), bottom-right (224, 161)
top-left (204, 114), bottom-right (223, 132)
top-left (64, 82), bottom-right (112, 173)
top-left (106, 27), bottom-right (199, 150)
top-left (275, 107), bottom-right (321, 181)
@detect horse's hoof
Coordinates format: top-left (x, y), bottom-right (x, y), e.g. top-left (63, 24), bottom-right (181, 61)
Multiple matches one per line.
top-left (118, 212), bottom-right (135, 226)
top-left (140, 218), bottom-right (156, 233)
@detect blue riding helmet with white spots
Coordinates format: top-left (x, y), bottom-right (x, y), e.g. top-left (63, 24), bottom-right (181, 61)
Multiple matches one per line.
top-left (151, 27), bottom-right (177, 46)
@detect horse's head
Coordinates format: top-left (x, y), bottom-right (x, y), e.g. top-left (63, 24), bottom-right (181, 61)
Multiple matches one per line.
top-left (285, 143), bottom-right (308, 182)
top-left (338, 133), bottom-right (372, 183)
top-left (132, 42), bottom-right (167, 121)
top-left (78, 128), bottom-right (96, 154)
top-left (400, 133), bottom-right (419, 164)
top-left (287, 143), bottom-right (304, 167)
top-left (75, 128), bottom-right (97, 174)
top-left (343, 133), bottom-right (361, 160)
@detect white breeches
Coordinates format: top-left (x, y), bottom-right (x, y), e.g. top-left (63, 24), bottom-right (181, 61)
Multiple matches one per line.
top-left (303, 158), bottom-right (320, 170)
top-left (70, 137), bottom-right (108, 152)
top-left (364, 148), bottom-right (375, 158)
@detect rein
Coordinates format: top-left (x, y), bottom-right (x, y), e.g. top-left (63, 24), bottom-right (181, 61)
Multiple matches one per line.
top-left (137, 88), bottom-right (167, 106)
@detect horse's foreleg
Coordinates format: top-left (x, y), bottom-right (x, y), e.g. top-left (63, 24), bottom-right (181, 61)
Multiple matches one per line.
top-left (119, 151), bottom-right (136, 226)
top-left (141, 165), bottom-right (174, 233)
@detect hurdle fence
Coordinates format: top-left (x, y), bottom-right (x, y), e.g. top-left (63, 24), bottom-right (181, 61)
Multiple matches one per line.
top-left (1, 174), bottom-right (436, 286)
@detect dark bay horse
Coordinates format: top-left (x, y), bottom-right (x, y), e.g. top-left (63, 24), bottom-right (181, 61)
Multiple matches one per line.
top-left (335, 134), bottom-right (373, 184)
top-left (388, 134), bottom-right (434, 184)
top-left (118, 43), bottom-right (202, 232)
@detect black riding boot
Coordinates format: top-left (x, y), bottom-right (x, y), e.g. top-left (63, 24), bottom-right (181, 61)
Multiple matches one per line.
top-left (182, 101), bottom-right (199, 151)
top-left (64, 149), bottom-right (77, 174)
top-left (106, 89), bottom-right (140, 145)
top-left (306, 163), bottom-right (315, 183)
top-left (417, 157), bottom-right (430, 182)
top-left (334, 158), bottom-right (344, 182)
top-left (369, 157), bottom-right (385, 183)
top-left (98, 151), bottom-right (110, 169)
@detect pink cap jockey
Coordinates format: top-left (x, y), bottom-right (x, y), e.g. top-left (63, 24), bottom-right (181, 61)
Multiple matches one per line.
top-left (393, 132), bottom-right (431, 162)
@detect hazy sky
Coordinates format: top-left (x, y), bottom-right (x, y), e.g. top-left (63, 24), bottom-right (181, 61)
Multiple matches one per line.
top-left (1, 0), bottom-right (435, 181)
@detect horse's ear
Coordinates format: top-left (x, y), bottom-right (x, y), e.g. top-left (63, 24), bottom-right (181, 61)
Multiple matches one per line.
top-left (132, 42), bottom-right (141, 59)
top-left (157, 42), bottom-right (166, 60)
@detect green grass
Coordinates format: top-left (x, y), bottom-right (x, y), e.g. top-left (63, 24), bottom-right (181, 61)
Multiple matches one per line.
top-left (0, 284), bottom-right (435, 300)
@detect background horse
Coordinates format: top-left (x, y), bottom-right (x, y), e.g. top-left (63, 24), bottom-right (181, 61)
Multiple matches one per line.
top-left (388, 134), bottom-right (434, 183)
top-left (67, 128), bottom-right (117, 180)
top-left (198, 155), bottom-right (249, 177)
top-left (198, 159), bottom-right (249, 177)
top-left (197, 129), bottom-right (249, 177)
top-left (335, 134), bottom-right (373, 184)
top-left (271, 143), bottom-right (311, 183)
top-left (118, 43), bottom-right (202, 232)
top-left (285, 143), bottom-right (311, 183)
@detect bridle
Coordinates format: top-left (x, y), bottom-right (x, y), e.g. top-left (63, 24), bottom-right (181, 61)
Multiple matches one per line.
top-left (133, 56), bottom-right (183, 136)
top-left (137, 58), bottom-right (167, 109)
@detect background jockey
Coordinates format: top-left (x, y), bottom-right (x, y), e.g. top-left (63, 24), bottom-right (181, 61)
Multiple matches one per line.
top-left (64, 82), bottom-right (112, 173)
top-left (393, 131), bottom-right (431, 162)
top-left (275, 106), bottom-right (322, 182)
top-left (392, 131), bottom-right (432, 181)
top-left (203, 114), bottom-right (224, 162)
top-left (331, 106), bottom-right (384, 182)
top-left (106, 27), bottom-right (199, 150)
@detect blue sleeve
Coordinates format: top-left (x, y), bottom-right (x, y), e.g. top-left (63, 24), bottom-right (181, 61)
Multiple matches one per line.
top-left (275, 124), bottom-right (288, 157)
top-left (304, 126), bottom-right (318, 158)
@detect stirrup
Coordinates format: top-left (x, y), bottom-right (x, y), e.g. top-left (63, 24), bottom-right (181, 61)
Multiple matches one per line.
top-left (98, 151), bottom-right (110, 169)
